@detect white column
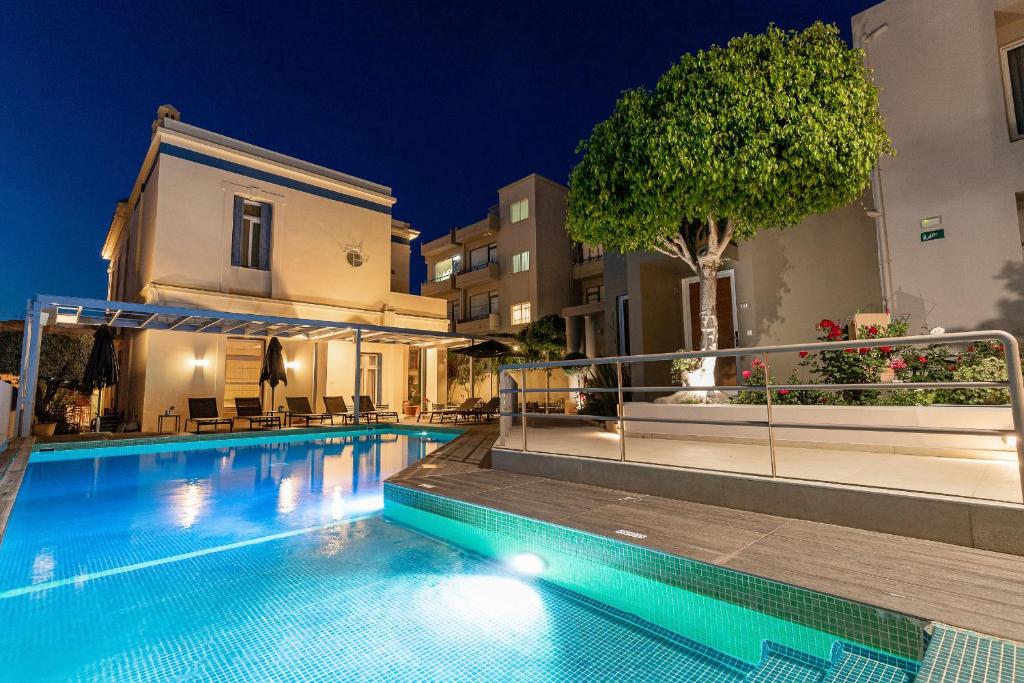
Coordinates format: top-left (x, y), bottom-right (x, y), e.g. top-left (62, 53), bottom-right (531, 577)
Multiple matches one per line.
top-left (17, 299), bottom-right (43, 437)
top-left (584, 315), bottom-right (598, 358)
top-left (353, 330), bottom-right (362, 423)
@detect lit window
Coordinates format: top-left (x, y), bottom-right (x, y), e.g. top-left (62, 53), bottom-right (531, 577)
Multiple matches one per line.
top-left (510, 199), bottom-right (529, 223)
top-left (224, 338), bottom-right (265, 410)
top-left (433, 254), bottom-right (461, 281)
top-left (1002, 40), bottom-right (1024, 140)
top-left (232, 198), bottom-right (272, 270)
top-left (511, 302), bottom-right (531, 325)
top-left (512, 251), bottom-right (530, 273)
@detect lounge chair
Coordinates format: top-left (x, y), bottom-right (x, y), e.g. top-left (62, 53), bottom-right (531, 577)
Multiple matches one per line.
top-left (323, 396), bottom-right (362, 424)
top-left (233, 397), bottom-right (282, 430)
top-left (354, 395), bottom-right (399, 422)
top-left (419, 398), bottom-right (478, 423)
top-left (186, 398), bottom-right (234, 433)
top-left (460, 396), bottom-right (500, 422)
top-left (285, 396), bottom-right (334, 427)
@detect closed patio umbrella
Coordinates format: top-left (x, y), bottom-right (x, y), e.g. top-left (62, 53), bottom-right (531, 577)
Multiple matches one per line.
top-left (260, 336), bottom-right (288, 411)
top-left (452, 339), bottom-right (513, 399)
top-left (82, 324), bottom-right (119, 432)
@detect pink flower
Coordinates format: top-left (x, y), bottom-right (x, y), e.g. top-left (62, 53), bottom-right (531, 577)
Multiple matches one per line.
top-left (889, 357), bottom-right (907, 370)
top-left (751, 359), bottom-right (764, 369)
top-left (777, 389), bottom-right (790, 396)
top-left (742, 370), bottom-right (752, 380)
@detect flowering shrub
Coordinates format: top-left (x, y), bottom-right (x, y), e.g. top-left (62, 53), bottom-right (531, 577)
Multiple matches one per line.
top-left (670, 354), bottom-right (704, 384)
top-left (729, 318), bottom-right (1014, 407)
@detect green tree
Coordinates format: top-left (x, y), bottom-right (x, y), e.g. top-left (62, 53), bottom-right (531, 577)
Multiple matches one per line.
top-left (566, 22), bottom-right (891, 360)
top-left (0, 329), bottom-right (92, 422)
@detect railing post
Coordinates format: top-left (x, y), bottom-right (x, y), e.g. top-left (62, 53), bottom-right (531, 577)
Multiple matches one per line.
top-left (999, 333), bottom-right (1024, 502)
top-left (498, 369), bottom-right (511, 447)
top-left (616, 361), bottom-right (626, 461)
top-left (520, 368), bottom-right (528, 452)
top-left (763, 352), bottom-right (777, 478)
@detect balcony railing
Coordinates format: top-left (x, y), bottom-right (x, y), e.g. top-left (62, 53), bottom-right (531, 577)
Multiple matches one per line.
top-left (422, 273), bottom-right (453, 286)
top-left (574, 254), bottom-right (604, 265)
top-left (461, 260), bottom-right (498, 274)
top-left (497, 330), bottom-right (1024, 503)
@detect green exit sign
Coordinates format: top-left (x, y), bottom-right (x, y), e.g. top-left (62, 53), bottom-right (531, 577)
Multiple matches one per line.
top-left (920, 228), bottom-right (945, 242)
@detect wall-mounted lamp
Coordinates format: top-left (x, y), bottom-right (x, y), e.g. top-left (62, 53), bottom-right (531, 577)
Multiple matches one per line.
top-left (284, 360), bottom-right (299, 370)
top-left (192, 357), bottom-right (208, 369)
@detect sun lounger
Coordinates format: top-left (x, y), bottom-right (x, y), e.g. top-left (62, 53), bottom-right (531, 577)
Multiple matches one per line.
top-left (285, 396), bottom-right (334, 427)
top-left (233, 397), bottom-right (282, 430)
top-left (186, 398), bottom-right (234, 433)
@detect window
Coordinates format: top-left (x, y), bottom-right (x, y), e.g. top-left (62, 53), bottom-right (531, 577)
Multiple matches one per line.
top-left (232, 198), bottom-right (272, 270)
top-left (585, 284), bottom-right (605, 303)
top-left (1002, 40), bottom-right (1024, 140)
top-left (510, 198), bottom-right (529, 223)
top-left (580, 243), bottom-right (604, 262)
top-left (511, 250), bottom-right (530, 273)
top-left (434, 254), bottom-right (461, 281)
top-left (224, 338), bottom-right (265, 410)
top-left (511, 301), bottom-right (531, 325)
top-left (468, 243), bottom-right (497, 271)
top-left (469, 290), bottom-right (498, 319)
top-left (359, 352), bottom-right (382, 404)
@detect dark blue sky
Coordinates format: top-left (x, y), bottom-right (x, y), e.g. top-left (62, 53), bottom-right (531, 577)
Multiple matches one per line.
top-left (0, 0), bottom-right (876, 319)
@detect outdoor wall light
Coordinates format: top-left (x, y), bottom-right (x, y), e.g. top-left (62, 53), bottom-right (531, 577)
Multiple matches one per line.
top-left (192, 357), bottom-right (208, 369)
top-left (1004, 434), bottom-right (1017, 448)
top-left (285, 360), bottom-right (299, 370)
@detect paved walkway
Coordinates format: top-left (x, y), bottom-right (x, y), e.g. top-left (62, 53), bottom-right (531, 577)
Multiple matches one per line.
top-left (389, 425), bottom-right (1024, 645)
top-left (500, 424), bottom-right (1024, 503)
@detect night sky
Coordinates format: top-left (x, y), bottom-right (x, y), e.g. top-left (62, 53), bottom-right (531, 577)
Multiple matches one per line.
top-left (0, 0), bottom-right (878, 319)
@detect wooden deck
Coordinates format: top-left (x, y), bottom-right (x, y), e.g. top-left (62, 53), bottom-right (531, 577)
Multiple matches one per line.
top-left (388, 426), bottom-right (1024, 645)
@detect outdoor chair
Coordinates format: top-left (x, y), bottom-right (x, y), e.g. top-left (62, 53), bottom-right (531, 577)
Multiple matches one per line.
top-left (186, 398), bottom-right (234, 433)
top-left (233, 397), bottom-right (282, 430)
top-left (460, 396), bottom-right (500, 422)
top-left (419, 398), bottom-right (478, 423)
top-left (355, 395), bottom-right (399, 422)
top-left (285, 396), bottom-right (334, 427)
top-left (323, 396), bottom-right (363, 424)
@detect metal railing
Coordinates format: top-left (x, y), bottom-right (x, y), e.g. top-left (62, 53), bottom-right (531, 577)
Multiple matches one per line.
top-left (498, 330), bottom-right (1024, 501)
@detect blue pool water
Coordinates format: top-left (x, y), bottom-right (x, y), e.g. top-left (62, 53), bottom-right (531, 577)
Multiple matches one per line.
top-left (0, 430), bottom-right (768, 682)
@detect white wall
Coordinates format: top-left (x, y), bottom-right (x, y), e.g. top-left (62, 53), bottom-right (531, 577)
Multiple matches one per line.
top-left (853, 0), bottom-right (1024, 334)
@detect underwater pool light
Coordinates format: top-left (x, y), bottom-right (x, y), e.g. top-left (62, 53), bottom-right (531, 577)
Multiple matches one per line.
top-left (509, 552), bottom-right (547, 576)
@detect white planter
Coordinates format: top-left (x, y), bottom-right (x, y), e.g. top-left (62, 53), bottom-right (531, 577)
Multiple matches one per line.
top-left (623, 402), bottom-right (1015, 459)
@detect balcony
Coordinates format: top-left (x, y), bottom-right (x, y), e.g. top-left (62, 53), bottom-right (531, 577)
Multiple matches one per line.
top-left (456, 261), bottom-right (500, 288)
top-left (572, 254), bottom-right (604, 280)
top-left (421, 273), bottom-right (457, 297)
top-left (420, 229), bottom-right (460, 258)
top-left (455, 210), bottom-right (500, 244)
top-left (456, 313), bottom-right (500, 334)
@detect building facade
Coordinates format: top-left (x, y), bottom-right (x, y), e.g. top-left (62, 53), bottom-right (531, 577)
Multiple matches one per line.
top-left (419, 174), bottom-right (578, 336)
top-left (103, 106), bottom-right (453, 431)
top-left (853, 0), bottom-right (1024, 335)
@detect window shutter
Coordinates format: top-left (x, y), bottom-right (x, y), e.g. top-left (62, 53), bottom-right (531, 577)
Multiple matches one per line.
top-left (1009, 46), bottom-right (1024, 136)
top-left (231, 196), bottom-right (244, 266)
top-left (259, 202), bottom-right (273, 271)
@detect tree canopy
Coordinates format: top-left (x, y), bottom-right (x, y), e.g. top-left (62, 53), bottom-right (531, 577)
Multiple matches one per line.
top-left (566, 22), bottom-right (892, 265)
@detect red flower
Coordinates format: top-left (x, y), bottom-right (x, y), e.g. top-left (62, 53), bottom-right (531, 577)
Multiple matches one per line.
top-left (777, 389), bottom-right (790, 396)
top-left (946, 365), bottom-right (956, 372)
top-left (818, 319), bottom-right (837, 330)
top-left (996, 344), bottom-right (1005, 352)
top-left (798, 351), bottom-right (809, 358)
top-left (751, 359), bottom-right (764, 369)
top-left (828, 328), bottom-right (843, 340)
top-left (742, 370), bottom-right (752, 380)
top-left (858, 347), bottom-right (869, 354)
top-left (918, 356), bottom-right (928, 363)
top-left (879, 346), bottom-right (893, 354)
top-left (844, 348), bottom-right (856, 354)
top-left (967, 345), bottom-right (975, 353)
top-left (868, 325), bottom-right (879, 335)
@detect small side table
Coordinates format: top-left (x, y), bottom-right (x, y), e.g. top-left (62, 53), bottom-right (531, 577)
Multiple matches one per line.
top-left (157, 413), bottom-right (181, 434)
top-left (267, 410), bottom-right (291, 427)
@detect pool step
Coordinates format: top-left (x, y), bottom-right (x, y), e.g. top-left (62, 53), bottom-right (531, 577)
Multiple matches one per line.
top-left (744, 642), bottom-right (916, 683)
top-left (822, 648), bottom-right (911, 683)
top-left (744, 643), bottom-right (829, 682)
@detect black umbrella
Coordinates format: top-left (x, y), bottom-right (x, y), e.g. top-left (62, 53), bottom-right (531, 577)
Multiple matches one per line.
top-left (260, 336), bottom-right (288, 410)
top-left (82, 324), bottom-right (119, 432)
top-left (452, 340), bottom-right (513, 399)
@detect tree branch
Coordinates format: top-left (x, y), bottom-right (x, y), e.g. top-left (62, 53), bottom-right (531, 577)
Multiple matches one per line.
top-left (713, 217), bottom-right (735, 260)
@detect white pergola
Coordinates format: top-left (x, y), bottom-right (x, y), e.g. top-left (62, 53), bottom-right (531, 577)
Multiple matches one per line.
top-left (16, 294), bottom-right (482, 436)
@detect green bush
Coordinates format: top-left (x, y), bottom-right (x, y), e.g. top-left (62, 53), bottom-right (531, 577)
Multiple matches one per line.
top-left (936, 355), bottom-right (1010, 405)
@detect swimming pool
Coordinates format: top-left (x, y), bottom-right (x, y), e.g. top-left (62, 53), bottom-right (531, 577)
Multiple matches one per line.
top-left (0, 429), bottom-right (920, 681)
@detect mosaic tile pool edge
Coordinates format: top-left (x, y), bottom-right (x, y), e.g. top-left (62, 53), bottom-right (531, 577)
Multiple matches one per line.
top-left (384, 483), bottom-right (927, 662)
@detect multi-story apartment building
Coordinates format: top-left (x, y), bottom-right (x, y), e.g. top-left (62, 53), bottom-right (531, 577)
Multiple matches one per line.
top-left (419, 174), bottom-right (576, 336)
top-left (99, 106), bottom-right (455, 431)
